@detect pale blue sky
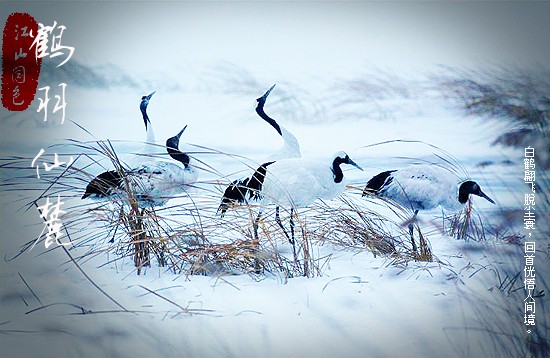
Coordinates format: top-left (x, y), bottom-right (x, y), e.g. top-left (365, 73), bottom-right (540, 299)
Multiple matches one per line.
top-left (2, 1), bottom-right (549, 78)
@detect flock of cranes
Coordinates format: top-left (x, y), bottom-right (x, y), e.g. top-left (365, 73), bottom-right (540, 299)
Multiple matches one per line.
top-left (83, 85), bottom-right (495, 249)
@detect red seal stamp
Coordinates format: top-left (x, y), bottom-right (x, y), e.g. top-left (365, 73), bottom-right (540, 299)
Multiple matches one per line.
top-left (2, 12), bottom-right (42, 111)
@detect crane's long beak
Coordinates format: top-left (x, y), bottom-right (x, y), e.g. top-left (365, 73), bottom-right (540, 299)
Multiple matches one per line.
top-left (147, 91), bottom-right (156, 100)
top-left (257, 84), bottom-right (276, 103)
top-left (478, 190), bottom-right (495, 204)
top-left (176, 125), bottom-right (188, 139)
top-left (349, 158), bottom-right (363, 171)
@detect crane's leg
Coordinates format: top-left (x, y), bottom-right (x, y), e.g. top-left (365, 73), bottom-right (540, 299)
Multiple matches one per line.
top-left (253, 211), bottom-right (262, 273)
top-left (290, 207), bottom-right (295, 245)
top-left (253, 211), bottom-right (262, 242)
top-left (409, 210), bottom-right (419, 255)
top-left (110, 206), bottom-right (124, 243)
top-left (290, 207), bottom-right (298, 273)
top-left (275, 206), bottom-right (292, 244)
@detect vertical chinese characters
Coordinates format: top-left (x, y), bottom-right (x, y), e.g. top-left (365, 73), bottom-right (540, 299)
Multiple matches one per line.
top-left (36, 196), bottom-right (70, 249)
top-left (523, 146), bottom-right (536, 330)
top-left (30, 21), bottom-right (74, 67)
top-left (14, 17), bottom-right (76, 249)
top-left (32, 149), bottom-right (74, 179)
top-left (37, 83), bottom-right (67, 123)
top-left (29, 21), bottom-right (74, 124)
top-left (524, 242), bottom-right (536, 327)
top-left (32, 150), bottom-right (74, 249)
top-left (524, 147), bottom-right (536, 230)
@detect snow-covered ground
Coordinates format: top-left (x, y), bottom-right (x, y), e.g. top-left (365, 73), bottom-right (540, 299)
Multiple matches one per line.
top-left (2, 2), bottom-right (549, 358)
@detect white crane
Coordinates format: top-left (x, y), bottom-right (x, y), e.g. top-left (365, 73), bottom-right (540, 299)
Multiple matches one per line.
top-left (362, 164), bottom-right (495, 239)
top-left (218, 84), bottom-right (302, 223)
top-left (219, 151), bottom-right (362, 245)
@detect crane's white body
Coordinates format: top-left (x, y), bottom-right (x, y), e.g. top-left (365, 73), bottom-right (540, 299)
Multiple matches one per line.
top-left (126, 159), bottom-right (198, 206)
top-left (368, 165), bottom-right (494, 215)
top-left (378, 165), bottom-right (463, 213)
top-left (261, 156), bottom-right (350, 207)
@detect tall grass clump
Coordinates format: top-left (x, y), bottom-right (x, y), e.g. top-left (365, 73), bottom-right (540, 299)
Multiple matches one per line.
top-left (217, 200), bottom-right (330, 279)
top-left (314, 188), bottom-right (434, 264)
top-left (446, 197), bottom-right (489, 241)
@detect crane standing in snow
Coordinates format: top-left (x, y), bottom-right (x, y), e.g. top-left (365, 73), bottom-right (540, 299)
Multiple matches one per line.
top-left (219, 84), bottom-right (303, 239)
top-left (219, 151), bottom-right (363, 249)
top-left (362, 164), bottom-right (495, 246)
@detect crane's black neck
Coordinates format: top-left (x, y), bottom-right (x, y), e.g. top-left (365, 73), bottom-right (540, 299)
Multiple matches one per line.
top-left (256, 102), bottom-right (283, 137)
top-left (140, 101), bottom-right (150, 130)
top-left (166, 137), bottom-right (190, 168)
top-left (331, 157), bottom-right (345, 183)
top-left (167, 147), bottom-right (190, 168)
